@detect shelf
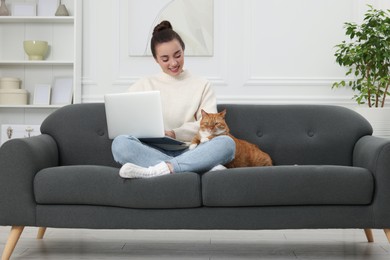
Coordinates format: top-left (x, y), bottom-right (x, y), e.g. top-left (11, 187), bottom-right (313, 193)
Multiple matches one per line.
top-left (0, 105), bottom-right (65, 109)
top-left (0, 16), bottom-right (74, 23)
top-left (0, 1), bottom-right (81, 130)
top-left (0, 61), bottom-right (74, 65)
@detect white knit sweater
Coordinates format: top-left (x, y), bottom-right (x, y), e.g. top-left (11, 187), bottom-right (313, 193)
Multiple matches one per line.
top-left (129, 70), bottom-right (217, 142)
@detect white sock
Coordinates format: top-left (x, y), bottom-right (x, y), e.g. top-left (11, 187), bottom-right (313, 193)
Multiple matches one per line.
top-left (209, 164), bottom-right (227, 171)
top-left (119, 162), bottom-right (171, 179)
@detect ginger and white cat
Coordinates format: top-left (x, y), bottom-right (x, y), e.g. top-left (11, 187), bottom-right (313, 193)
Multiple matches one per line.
top-left (190, 109), bottom-right (272, 168)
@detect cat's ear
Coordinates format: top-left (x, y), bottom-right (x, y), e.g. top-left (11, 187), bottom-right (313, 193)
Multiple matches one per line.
top-left (220, 109), bottom-right (227, 118)
top-left (201, 109), bottom-right (208, 117)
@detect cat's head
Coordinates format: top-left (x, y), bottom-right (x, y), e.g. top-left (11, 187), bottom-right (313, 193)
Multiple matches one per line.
top-left (200, 109), bottom-right (229, 135)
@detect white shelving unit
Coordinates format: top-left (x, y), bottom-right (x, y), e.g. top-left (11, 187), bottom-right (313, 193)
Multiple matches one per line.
top-left (0, 0), bottom-right (82, 143)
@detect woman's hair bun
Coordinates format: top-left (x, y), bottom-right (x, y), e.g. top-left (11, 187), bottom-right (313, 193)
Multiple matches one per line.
top-left (153, 20), bottom-right (173, 36)
top-left (150, 20), bottom-right (185, 59)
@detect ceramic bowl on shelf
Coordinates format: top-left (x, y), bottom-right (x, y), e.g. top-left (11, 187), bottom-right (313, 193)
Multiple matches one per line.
top-left (23, 40), bottom-right (49, 60)
top-left (0, 77), bottom-right (21, 89)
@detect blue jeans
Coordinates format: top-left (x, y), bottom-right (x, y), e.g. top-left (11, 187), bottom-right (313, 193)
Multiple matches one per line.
top-left (112, 135), bottom-right (235, 173)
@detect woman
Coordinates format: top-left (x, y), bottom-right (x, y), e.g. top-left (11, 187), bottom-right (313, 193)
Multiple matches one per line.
top-left (112, 20), bottom-right (235, 178)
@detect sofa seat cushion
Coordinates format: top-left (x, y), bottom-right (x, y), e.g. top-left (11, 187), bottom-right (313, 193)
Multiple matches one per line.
top-left (202, 165), bottom-right (374, 207)
top-left (34, 165), bottom-right (201, 209)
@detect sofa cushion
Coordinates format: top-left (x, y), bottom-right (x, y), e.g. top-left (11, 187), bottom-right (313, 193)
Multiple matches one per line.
top-left (202, 165), bottom-right (374, 207)
top-left (34, 165), bottom-right (201, 209)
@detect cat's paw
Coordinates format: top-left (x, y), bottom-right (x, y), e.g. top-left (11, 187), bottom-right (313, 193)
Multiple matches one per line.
top-left (189, 143), bottom-right (198, 150)
top-left (200, 138), bottom-right (209, 143)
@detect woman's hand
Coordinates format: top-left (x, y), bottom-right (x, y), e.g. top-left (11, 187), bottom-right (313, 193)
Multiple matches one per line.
top-left (165, 130), bottom-right (176, 139)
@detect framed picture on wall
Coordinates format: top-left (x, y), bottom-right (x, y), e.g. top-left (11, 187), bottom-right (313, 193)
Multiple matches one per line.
top-left (128, 0), bottom-right (214, 56)
top-left (50, 77), bottom-right (73, 105)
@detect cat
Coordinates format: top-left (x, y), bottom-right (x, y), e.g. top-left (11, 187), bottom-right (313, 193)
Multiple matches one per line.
top-left (189, 109), bottom-right (273, 168)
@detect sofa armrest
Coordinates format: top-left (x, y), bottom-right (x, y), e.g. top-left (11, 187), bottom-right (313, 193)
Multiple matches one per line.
top-left (0, 134), bottom-right (58, 226)
top-left (353, 135), bottom-right (390, 227)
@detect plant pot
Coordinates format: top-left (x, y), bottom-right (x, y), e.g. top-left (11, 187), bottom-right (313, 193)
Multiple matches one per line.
top-left (354, 107), bottom-right (390, 139)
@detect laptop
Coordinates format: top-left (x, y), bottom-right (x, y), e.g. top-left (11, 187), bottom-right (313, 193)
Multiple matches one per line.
top-left (104, 91), bottom-right (188, 150)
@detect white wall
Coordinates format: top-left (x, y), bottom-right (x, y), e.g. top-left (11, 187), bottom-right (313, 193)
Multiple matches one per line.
top-left (81, 0), bottom-right (390, 106)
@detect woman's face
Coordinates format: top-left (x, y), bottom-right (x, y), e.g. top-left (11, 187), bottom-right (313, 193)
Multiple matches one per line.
top-left (154, 39), bottom-right (184, 77)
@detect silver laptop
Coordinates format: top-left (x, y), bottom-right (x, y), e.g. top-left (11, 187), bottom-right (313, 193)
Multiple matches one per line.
top-left (104, 91), bottom-right (187, 150)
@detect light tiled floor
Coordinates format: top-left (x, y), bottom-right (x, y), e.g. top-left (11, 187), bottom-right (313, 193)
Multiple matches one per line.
top-left (0, 227), bottom-right (389, 259)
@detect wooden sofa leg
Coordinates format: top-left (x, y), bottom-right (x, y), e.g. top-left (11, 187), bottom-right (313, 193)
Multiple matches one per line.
top-left (384, 229), bottom-right (390, 243)
top-left (37, 227), bottom-right (47, 239)
top-left (364, 229), bottom-right (374, 242)
top-left (1, 226), bottom-right (24, 260)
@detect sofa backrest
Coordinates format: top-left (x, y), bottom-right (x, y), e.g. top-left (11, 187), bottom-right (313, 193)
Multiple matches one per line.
top-left (218, 104), bottom-right (372, 166)
top-left (41, 103), bottom-right (120, 167)
top-left (41, 103), bottom-right (372, 167)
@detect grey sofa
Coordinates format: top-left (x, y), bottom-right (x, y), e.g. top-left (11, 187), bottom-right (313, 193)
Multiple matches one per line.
top-left (1, 103), bottom-right (390, 259)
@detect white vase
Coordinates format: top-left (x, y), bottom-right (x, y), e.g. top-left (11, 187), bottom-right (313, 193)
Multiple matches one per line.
top-left (354, 107), bottom-right (390, 139)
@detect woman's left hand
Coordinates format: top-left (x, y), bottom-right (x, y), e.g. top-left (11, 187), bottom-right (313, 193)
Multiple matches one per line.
top-left (165, 130), bottom-right (176, 139)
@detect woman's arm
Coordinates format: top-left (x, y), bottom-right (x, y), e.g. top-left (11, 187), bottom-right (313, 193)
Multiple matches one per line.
top-left (173, 83), bottom-right (217, 141)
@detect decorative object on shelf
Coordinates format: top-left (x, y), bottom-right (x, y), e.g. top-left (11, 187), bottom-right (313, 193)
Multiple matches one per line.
top-left (37, 0), bottom-right (59, 16)
top-left (0, 77), bottom-right (21, 89)
top-left (51, 77), bottom-right (73, 105)
top-left (1, 124), bottom-right (41, 145)
top-left (0, 89), bottom-right (28, 105)
top-left (11, 2), bottom-right (36, 16)
top-left (0, 0), bottom-right (10, 16)
top-left (6, 126), bottom-right (12, 139)
top-left (25, 126), bottom-right (34, 137)
top-left (332, 5), bottom-right (390, 108)
top-left (55, 0), bottom-right (69, 16)
top-left (33, 84), bottom-right (51, 105)
top-left (0, 76), bottom-right (27, 105)
top-left (23, 40), bottom-right (48, 60)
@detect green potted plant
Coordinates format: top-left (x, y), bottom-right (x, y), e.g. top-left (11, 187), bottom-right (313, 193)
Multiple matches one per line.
top-left (333, 5), bottom-right (390, 108)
